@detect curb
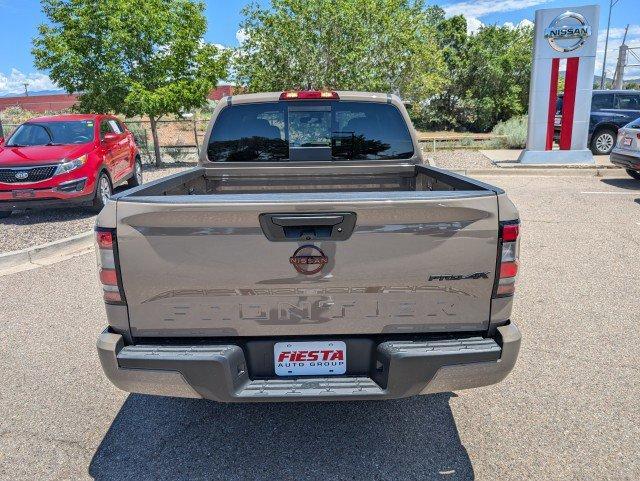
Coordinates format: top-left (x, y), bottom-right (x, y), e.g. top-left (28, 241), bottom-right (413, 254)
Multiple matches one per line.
top-left (0, 231), bottom-right (94, 271)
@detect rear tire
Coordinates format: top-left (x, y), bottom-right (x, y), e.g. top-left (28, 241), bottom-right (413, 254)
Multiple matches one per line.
top-left (127, 157), bottom-right (143, 187)
top-left (626, 169), bottom-right (640, 180)
top-left (590, 128), bottom-right (616, 155)
top-left (92, 172), bottom-right (112, 212)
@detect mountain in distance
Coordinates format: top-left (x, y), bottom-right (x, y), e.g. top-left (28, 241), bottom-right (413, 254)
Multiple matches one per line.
top-left (0, 88), bottom-right (67, 98)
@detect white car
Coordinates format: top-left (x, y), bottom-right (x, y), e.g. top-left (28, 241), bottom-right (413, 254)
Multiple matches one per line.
top-left (611, 117), bottom-right (640, 180)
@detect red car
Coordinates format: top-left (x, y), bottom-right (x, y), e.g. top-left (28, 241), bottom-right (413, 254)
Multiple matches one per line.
top-left (0, 114), bottom-right (142, 217)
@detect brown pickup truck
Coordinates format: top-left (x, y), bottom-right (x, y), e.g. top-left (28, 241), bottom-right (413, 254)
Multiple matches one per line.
top-left (95, 90), bottom-right (521, 402)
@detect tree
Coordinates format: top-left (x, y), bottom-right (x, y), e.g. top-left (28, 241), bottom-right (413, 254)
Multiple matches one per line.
top-left (412, 7), bottom-right (469, 130)
top-left (461, 25), bottom-right (533, 131)
top-left (233, 0), bottom-right (446, 103)
top-left (417, 14), bottom-right (533, 132)
top-left (33, 0), bottom-right (229, 166)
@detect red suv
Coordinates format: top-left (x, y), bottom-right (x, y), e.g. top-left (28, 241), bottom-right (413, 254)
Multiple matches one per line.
top-left (0, 114), bottom-right (142, 217)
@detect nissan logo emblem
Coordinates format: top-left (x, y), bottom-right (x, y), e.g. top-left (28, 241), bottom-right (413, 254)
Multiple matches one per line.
top-left (289, 245), bottom-right (328, 275)
top-left (544, 11), bottom-right (591, 53)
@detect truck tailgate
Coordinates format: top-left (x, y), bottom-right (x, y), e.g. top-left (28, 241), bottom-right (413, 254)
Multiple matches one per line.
top-left (116, 191), bottom-right (499, 337)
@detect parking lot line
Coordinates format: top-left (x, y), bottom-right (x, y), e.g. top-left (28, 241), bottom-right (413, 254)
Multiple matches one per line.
top-left (580, 191), bottom-right (639, 194)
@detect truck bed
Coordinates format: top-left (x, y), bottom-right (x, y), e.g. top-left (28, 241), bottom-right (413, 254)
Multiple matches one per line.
top-left (116, 163), bottom-right (498, 199)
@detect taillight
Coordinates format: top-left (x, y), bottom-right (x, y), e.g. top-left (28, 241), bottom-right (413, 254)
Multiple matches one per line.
top-left (494, 221), bottom-right (520, 298)
top-left (95, 227), bottom-right (125, 304)
top-left (280, 90), bottom-right (339, 100)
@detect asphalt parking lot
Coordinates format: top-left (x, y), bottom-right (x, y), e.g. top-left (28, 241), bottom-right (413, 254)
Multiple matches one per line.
top-left (1, 173), bottom-right (639, 480)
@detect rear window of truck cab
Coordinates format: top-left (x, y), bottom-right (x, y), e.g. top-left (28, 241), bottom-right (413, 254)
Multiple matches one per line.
top-left (207, 101), bottom-right (414, 162)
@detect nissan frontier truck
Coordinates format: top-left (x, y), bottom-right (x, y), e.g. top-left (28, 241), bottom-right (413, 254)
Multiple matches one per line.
top-left (95, 90), bottom-right (521, 402)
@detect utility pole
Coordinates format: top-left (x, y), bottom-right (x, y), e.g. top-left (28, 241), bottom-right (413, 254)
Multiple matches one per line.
top-left (620, 45), bottom-right (640, 88)
top-left (22, 82), bottom-right (29, 96)
top-left (612, 24), bottom-right (629, 89)
top-left (600, 0), bottom-right (621, 89)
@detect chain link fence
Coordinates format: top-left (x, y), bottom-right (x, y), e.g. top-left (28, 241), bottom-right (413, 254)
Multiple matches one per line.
top-left (0, 107), bottom-right (211, 165)
top-left (124, 119), bottom-right (210, 164)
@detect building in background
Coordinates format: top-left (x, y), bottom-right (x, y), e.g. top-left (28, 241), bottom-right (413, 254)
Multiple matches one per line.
top-left (208, 84), bottom-right (234, 100)
top-left (0, 85), bottom-right (236, 113)
top-left (0, 93), bottom-right (79, 113)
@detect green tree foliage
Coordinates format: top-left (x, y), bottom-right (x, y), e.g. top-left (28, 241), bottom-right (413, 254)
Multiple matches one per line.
top-left (461, 25), bottom-right (532, 132)
top-left (233, 0), bottom-right (447, 102)
top-left (414, 7), bottom-right (469, 129)
top-left (33, 0), bottom-right (229, 165)
top-left (417, 11), bottom-right (533, 132)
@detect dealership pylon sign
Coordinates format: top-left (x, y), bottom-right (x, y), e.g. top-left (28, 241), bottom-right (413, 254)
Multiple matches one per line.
top-left (519, 5), bottom-right (600, 164)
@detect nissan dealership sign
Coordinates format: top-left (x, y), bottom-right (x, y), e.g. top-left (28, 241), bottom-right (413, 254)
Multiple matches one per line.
top-left (519, 5), bottom-right (600, 164)
top-left (544, 11), bottom-right (592, 52)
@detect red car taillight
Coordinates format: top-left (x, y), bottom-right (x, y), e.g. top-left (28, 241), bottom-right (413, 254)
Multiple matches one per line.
top-left (95, 227), bottom-right (126, 304)
top-left (494, 221), bottom-right (520, 298)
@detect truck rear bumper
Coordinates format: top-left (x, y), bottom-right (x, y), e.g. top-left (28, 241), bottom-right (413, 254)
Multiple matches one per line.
top-left (97, 323), bottom-right (521, 402)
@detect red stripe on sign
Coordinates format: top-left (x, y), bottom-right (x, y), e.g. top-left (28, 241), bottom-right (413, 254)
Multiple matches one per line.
top-left (559, 57), bottom-right (579, 150)
top-left (546, 58), bottom-right (560, 150)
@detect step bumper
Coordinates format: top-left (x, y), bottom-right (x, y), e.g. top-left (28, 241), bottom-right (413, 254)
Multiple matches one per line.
top-left (97, 323), bottom-right (521, 402)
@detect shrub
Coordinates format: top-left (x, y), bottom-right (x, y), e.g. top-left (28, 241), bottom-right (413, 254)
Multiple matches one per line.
top-left (489, 115), bottom-right (528, 149)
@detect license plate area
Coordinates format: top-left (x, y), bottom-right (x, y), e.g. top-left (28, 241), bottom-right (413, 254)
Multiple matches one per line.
top-left (274, 340), bottom-right (346, 376)
top-left (12, 189), bottom-right (36, 199)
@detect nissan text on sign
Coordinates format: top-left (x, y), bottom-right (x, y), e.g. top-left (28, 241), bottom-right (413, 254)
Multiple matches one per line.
top-left (519, 5), bottom-right (600, 164)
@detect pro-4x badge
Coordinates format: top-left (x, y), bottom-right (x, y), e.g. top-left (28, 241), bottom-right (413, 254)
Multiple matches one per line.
top-left (428, 272), bottom-right (489, 281)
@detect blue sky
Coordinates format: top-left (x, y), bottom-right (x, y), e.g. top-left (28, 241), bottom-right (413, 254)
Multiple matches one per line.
top-left (0, 0), bottom-right (638, 95)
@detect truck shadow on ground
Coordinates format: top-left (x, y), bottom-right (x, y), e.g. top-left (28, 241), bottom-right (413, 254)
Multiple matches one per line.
top-left (89, 392), bottom-right (473, 481)
top-left (599, 178), bottom-right (640, 190)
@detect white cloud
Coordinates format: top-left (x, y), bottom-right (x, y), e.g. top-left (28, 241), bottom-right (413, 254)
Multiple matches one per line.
top-left (444, 1), bottom-right (538, 37)
top-left (236, 28), bottom-right (249, 44)
top-left (518, 19), bottom-right (534, 29)
top-left (466, 17), bottom-right (485, 35)
top-left (503, 19), bottom-right (534, 29)
top-left (444, 0), bottom-right (551, 18)
top-left (0, 69), bottom-right (59, 96)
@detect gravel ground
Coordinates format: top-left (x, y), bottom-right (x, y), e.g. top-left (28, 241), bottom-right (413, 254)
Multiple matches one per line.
top-left (1, 173), bottom-right (638, 480)
top-left (423, 148), bottom-right (496, 170)
top-left (0, 165), bottom-right (193, 253)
